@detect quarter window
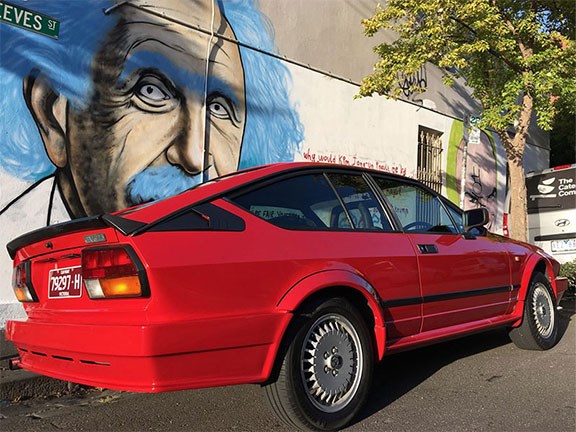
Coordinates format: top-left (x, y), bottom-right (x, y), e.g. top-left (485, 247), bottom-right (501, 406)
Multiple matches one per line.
top-left (230, 174), bottom-right (341, 229)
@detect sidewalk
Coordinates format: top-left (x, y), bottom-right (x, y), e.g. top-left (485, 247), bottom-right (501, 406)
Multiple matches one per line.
top-left (0, 331), bottom-right (70, 401)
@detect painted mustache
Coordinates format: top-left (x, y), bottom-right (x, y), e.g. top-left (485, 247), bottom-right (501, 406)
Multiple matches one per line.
top-left (125, 165), bottom-right (203, 206)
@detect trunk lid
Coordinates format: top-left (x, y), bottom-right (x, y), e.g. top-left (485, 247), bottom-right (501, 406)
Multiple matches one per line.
top-left (8, 218), bottom-right (139, 324)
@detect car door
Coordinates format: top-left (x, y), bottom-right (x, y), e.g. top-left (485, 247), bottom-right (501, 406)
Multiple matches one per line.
top-left (231, 170), bottom-right (423, 342)
top-left (324, 172), bottom-right (422, 341)
top-left (372, 176), bottom-right (511, 333)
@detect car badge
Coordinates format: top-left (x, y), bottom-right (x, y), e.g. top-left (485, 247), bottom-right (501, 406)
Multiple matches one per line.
top-left (84, 233), bottom-right (107, 244)
top-left (554, 219), bottom-right (570, 227)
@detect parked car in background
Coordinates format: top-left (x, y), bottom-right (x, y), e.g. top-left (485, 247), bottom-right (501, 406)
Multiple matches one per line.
top-left (7, 162), bottom-right (568, 431)
top-left (526, 164), bottom-right (576, 264)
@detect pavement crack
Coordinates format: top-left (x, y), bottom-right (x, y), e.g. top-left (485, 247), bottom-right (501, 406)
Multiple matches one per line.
top-left (486, 375), bottom-right (503, 382)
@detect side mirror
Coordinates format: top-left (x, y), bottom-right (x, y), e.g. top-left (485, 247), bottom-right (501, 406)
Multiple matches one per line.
top-left (463, 208), bottom-right (489, 232)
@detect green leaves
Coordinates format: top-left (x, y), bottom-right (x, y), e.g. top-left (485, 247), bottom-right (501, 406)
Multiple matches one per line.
top-left (359, 0), bottom-right (576, 133)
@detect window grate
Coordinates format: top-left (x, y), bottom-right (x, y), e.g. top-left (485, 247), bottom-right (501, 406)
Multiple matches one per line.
top-left (416, 127), bottom-right (443, 193)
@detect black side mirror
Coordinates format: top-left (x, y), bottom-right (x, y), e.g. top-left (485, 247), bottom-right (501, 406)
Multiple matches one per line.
top-left (463, 208), bottom-right (489, 232)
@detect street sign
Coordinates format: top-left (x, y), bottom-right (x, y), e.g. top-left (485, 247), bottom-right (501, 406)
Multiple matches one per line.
top-left (469, 115), bottom-right (482, 126)
top-left (469, 126), bottom-right (481, 144)
top-left (0, 1), bottom-right (60, 39)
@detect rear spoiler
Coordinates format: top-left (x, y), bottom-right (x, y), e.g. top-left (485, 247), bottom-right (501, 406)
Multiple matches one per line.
top-left (6, 215), bottom-right (146, 260)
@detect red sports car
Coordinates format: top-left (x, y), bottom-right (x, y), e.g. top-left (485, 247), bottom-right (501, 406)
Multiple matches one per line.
top-left (7, 162), bottom-right (568, 431)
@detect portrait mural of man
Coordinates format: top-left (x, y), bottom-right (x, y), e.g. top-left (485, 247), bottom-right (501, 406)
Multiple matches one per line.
top-left (0, 0), bottom-right (303, 309)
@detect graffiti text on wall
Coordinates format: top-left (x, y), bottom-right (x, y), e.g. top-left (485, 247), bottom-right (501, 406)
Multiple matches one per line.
top-left (302, 148), bottom-right (409, 177)
top-left (398, 65), bottom-right (427, 98)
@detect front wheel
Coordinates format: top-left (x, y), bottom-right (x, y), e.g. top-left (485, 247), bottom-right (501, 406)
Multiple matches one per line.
top-left (264, 298), bottom-right (373, 431)
top-left (509, 273), bottom-right (559, 350)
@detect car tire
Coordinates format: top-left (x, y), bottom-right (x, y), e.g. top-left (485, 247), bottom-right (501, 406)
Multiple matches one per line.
top-left (509, 273), bottom-right (559, 350)
top-left (264, 297), bottom-right (373, 431)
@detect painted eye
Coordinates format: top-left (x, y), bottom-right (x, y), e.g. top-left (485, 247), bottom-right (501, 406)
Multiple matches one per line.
top-left (131, 75), bottom-right (178, 113)
top-left (137, 83), bottom-right (170, 102)
top-left (208, 97), bottom-right (232, 120)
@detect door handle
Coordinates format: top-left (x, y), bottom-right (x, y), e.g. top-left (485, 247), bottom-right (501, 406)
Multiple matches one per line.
top-left (418, 244), bottom-right (438, 254)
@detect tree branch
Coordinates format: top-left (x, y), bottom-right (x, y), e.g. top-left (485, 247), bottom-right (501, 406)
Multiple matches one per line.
top-left (448, 15), bottom-right (523, 74)
top-left (490, 0), bottom-right (534, 63)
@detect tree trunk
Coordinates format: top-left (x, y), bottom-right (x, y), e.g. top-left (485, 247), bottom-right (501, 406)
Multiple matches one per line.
top-left (499, 92), bottom-right (534, 243)
top-left (507, 156), bottom-right (528, 242)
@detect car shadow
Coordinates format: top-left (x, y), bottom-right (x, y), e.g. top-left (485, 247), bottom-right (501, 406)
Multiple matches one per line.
top-left (353, 295), bottom-right (575, 425)
top-left (558, 292), bottom-right (575, 338)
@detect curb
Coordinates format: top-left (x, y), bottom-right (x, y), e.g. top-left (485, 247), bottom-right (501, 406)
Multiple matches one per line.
top-left (0, 332), bottom-right (70, 401)
top-left (0, 368), bottom-right (70, 401)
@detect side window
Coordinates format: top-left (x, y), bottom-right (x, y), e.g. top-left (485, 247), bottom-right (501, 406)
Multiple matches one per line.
top-left (229, 174), bottom-right (342, 229)
top-left (325, 174), bottom-right (393, 231)
top-left (374, 177), bottom-right (457, 234)
top-left (445, 205), bottom-right (464, 233)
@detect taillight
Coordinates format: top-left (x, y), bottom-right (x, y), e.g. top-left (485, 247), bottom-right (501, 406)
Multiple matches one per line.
top-left (82, 246), bottom-right (148, 299)
top-left (503, 213), bottom-right (510, 238)
top-left (12, 261), bottom-right (38, 302)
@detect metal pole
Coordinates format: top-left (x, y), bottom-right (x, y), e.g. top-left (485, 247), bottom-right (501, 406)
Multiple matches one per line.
top-left (460, 116), bottom-right (469, 208)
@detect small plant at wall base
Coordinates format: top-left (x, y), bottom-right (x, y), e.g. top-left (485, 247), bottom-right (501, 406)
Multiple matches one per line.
top-left (359, 0), bottom-right (576, 242)
top-left (559, 259), bottom-right (576, 294)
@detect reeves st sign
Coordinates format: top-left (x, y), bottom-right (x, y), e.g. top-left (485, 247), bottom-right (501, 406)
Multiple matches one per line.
top-left (0, 1), bottom-right (59, 39)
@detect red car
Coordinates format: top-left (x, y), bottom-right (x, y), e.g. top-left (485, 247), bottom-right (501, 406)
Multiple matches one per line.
top-left (7, 162), bottom-right (567, 431)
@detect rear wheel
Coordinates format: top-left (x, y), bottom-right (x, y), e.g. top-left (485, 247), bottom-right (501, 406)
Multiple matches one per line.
top-left (264, 298), bottom-right (373, 431)
top-left (509, 273), bottom-right (559, 350)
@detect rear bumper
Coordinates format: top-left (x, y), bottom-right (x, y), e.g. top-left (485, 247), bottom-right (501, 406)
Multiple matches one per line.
top-left (6, 312), bottom-right (291, 392)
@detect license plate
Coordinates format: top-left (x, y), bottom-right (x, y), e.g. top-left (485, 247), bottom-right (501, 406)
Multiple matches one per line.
top-left (48, 266), bottom-right (83, 298)
top-left (551, 238), bottom-right (576, 252)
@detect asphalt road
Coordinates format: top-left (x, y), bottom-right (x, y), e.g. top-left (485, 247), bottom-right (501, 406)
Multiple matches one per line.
top-left (1, 296), bottom-right (574, 432)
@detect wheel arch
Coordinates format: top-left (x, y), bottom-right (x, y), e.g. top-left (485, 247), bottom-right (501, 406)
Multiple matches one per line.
top-left (519, 254), bottom-right (560, 301)
top-left (261, 270), bottom-right (386, 383)
top-left (511, 253), bottom-right (559, 324)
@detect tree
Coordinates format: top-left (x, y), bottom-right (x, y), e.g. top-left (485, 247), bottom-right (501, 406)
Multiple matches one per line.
top-left (359, 0), bottom-right (576, 242)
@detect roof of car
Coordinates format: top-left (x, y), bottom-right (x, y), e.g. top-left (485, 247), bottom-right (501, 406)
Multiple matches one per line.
top-left (112, 162), bottom-right (413, 224)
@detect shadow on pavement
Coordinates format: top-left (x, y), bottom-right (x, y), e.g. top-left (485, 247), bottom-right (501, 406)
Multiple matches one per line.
top-left (354, 293), bottom-right (575, 424)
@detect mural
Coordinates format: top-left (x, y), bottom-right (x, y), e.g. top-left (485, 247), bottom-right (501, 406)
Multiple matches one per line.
top-left (446, 119), bottom-right (499, 230)
top-left (0, 0), bottom-right (303, 308)
top-left (0, 1), bottom-right (510, 327)
top-left (0, 0), bottom-right (303, 219)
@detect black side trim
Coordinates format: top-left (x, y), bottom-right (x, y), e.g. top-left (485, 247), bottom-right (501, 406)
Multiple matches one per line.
top-left (382, 285), bottom-right (512, 308)
top-left (382, 296), bottom-right (421, 308)
top-left (6, 217), bottom-right (106, 260)
top-left (534, 232), bottom-right (576, 242)
top-left (147, 208), bottom-right (209, 231)
top-left (194, 203), bottom-right (245, 231)
top-left (146, 202), bottom-right (245, 232)
top-left (102, 214), bottom-right (147, 236)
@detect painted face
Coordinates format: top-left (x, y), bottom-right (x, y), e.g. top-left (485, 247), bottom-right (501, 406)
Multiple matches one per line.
top-left (64, 0), bottom-right (246, 215)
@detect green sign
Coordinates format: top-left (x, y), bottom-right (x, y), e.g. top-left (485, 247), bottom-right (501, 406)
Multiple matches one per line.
top-left (0, 1), bottom-right (59, 39)
top-left (469, 115), bottom-right (482, 126)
